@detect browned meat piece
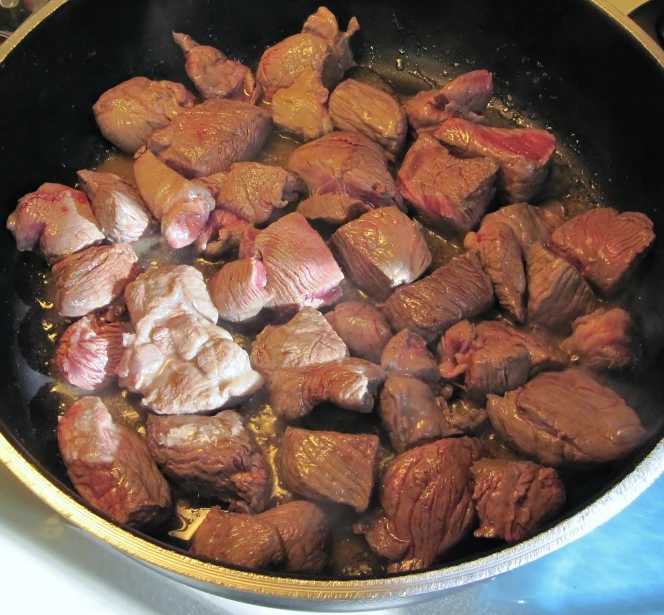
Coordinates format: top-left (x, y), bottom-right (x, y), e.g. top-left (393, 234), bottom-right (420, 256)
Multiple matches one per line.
top-left (93, 77), bottom-right (195, 153)
top-left (52, 244), bottom-right (140, 317)
top-left (434, 118), bottom-right (556, 203)
top-left (77, 170), bottom-right (156, 244)
top-left (485, 202), bottom-right (564, 248)
top-left (194, 209), bottom-right (254, 258)
top-left (56, 316), bottom-right (130, 390)
top-left (381, 329), bottom-right (439, 382)
top-left (173, 33), bottom-right (259, 103)
top-left (329, 79), bottom-right (407, 160)
top-left (526, 243), bottom-right (598, 330)
top-left (444, 398), bottom-right (489, 434)
top-left (331, 207), bottom-right (431, 301)
top-left (272, 69), bottom-right (333, 141)
top-left (269, 358), bottom-right (385, 420)
top-left (191, 507), bottom-right (285, 569)
top-left (146, 410), bottom-right (270, 513)
top-left (7, 183), bottom-right (104, 264)
top-left (133, 150), bottom-right (216, 248)
top-left (297, 194), bottom-right (370, 226)
top-left (280, 427), bottom-right (378, 512)
top-left (381, 252), bottom-right (494, 343)
top-left (550, 207), bottom-right (655, 295)
top-left (325, 301), bottom-right (392, 363)
top-left (561, 308), bottom-right (634, 370)
top-left (288, 131), bottom-right (403, 209)
top-left (471, 459), bottom-right (566, 542)
top-left (397, 135), bottom-right (499, 233)
top-left (58, 397), bottom-right (172, 528)
top-left (147, 99), bottom-right (272, 178)
top-left (256, 7), bottom-right (359, 101)
top-left (208, 258), bottom-right (273, 322)
top-left (380, 376), bottom-right (461, 453)
top-left (356, 437), bottom-right (480, 572)
top-left (487, 369), bottom-right (646, 466)
top-left (403, 70), bottom-right (493, 134)
top-left (250, 307), bottom-right (348, 378)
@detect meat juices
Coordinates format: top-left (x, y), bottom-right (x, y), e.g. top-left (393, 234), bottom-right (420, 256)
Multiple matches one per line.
top-left (52, 243), bottom-right (140, 317)
top-left (7, 183), bottom-right (104, 264)
top-left (57, 397), bottom-right (172, 528)
top-left (471, 459), bottom-right (566, 542)
top-left (146, 411), bottom-right (270, 513)
top-left (331, 207), bottom-right (432, 301)
top-left (93, 76), bottom-right (195, 153)
top-left (280, 427), bottom-right (379, 512)
top-left (487, 369), bottom-right (646, 466)
top-left (397, 135), bottom-right (499, 233)
top-left (357, 437), bottom-right (481, 572)
top-left (381, 329), bottom-right (439, 382)
top-left (297, 194), bottom-right (371, 226)
top-left (77, 170), bottom-right (156, 243)
top-left (173, 33), bottom-right (259, 103)
top-left (208, 259), bottom-right (272, 322)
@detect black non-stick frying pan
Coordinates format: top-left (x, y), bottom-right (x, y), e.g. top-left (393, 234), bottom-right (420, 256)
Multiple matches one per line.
top-left (1, 0), bottom-right (664, 610)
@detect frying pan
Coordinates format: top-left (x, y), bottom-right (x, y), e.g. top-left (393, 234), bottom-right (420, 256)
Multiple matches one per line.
top-left (1, 0), bottom-right (664, 610)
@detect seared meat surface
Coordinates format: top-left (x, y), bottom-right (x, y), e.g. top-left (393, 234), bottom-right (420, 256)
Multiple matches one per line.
top-left (297, 194), bottom-right (370, 226)
top-left (381, 329), bottom-right (439, 382)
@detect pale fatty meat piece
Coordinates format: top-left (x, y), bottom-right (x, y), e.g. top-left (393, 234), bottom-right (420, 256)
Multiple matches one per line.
top-left (297, 193), bottom-right (370, 226)
top-left (93, 76), bottom-right (195, 153)
top-left (380, 329), bottom-right (439, 382)
top-left (193, 209), bottom-right (254, 258)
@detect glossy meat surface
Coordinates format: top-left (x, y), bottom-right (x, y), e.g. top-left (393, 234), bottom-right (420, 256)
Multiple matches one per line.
top-left (381, 329), bottom-right (439, 382)
top-left (297, 193), bottom-right (370, 226)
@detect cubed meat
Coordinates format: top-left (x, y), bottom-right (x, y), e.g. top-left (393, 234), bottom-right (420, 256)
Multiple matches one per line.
top-left (288, 131), bottom-right (403, 209)
top-left (329, 79), bottom-right (407, 160)
top-left (380, 376), bottom-right (461, 453)
top-left (52, 243), bottom-right (140, 317)
top-left (77, 170), bottom-right (156, 244)
top-left (272, 69), bottom-right (334, 141)
top-left (194, 209), bottom-right (254, 259)
top-left (7, 183), bottom-right (104, 264)
top-left (397, 135), bottom-right (499, 233)
top-left (56, 316), bottom-right (130, 390)
top-left (331, 207), bottom-right (431, 300)
top-left (526, 243), bottom-right (598, 330)
top-left (325, 301), bottom-right (392, 363)
top-left (173, 32), bottom-right (259, 103)
top-left (549, 207), bottom-right (655, 295)
top-left (434, 118), bottom-right (556, 203)
top-left (471, 459), bottom-right (566, 542)
top-left (561, 307), bottom-right (634, 370)
top-left (134, 150), bottom-right (216, 248)
top-left (280, 427), bottom-right (379, 512)
top-left (487, 369), bottom-right (646, 466)
top-left (93, 77), bottom-right (195, 153)
top-left (57, 397), bottom-right (172, 528)
top-left (403, 70), bottom-right (493, 134)
top-left (444, 398), bottom-right (489, 434)
top-left (147, 99), bottom-right (272, 178)
top-left (146, 410), bottom-right (270, 513)
top-left (297, 194), bottom-right (370, 226)
top-left (356, 437), bottom-right (480, 572)
top-left (381, 251), bottom-right (494, 343)
top-left (381, 330), bottom-right (439, 382)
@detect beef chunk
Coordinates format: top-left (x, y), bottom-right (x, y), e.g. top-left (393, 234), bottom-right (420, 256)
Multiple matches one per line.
top-left (403, 70), bottom-right (493, 134)
top-left (325, 302), bottom-right (392, 363)
top-left (381, 252), bottom-right (494, 343)
top-left (58, 397), bottom-right (172, 528)
top-left (471, 459), bottom-right (566, 542)
top-left (397, 135), bottom-right (499, 233)
top-left (191, 507), bottom-right (286, 569)
top-left (52, 244), bottom-right (140, 317)
top-left (280, 427), bottom-right (379, 512)
top-left (288, 131), bottom-right (403, 209)
top-left (146, 410), bottom-right (270, 513)
top-left (147, 99), bottom-right (272, 178)
top-left (356, 437), bottom-right (480, 572)
top-left (331, 207), bottom-right (431, 300)
top-left (550, 207), bottom-right (655, 295)
top-left (526, 243), bottom-right (598, 330)
top-left (297, 194), bottom-right (371, 226)
top-left (487, 369), bottom-right (646, 466)
top-left (381, 330), bottom-right (439, 382)
top-left (435, 118), bottom-right (556, 202)
top-left (561, 307), bottom-right (634, 370)
top-left (173, 33), bottom-right (259, 103)
top-left (7, 183), bottom-right (104, 264)
top-left (444, 398), bottom-right (489, 434)
top-left (93, 77), bottom-right (195, 153)
top-left (194, 209), bottom-right (253, 258)
top-left (56, 316), bottom-right (130, 390)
